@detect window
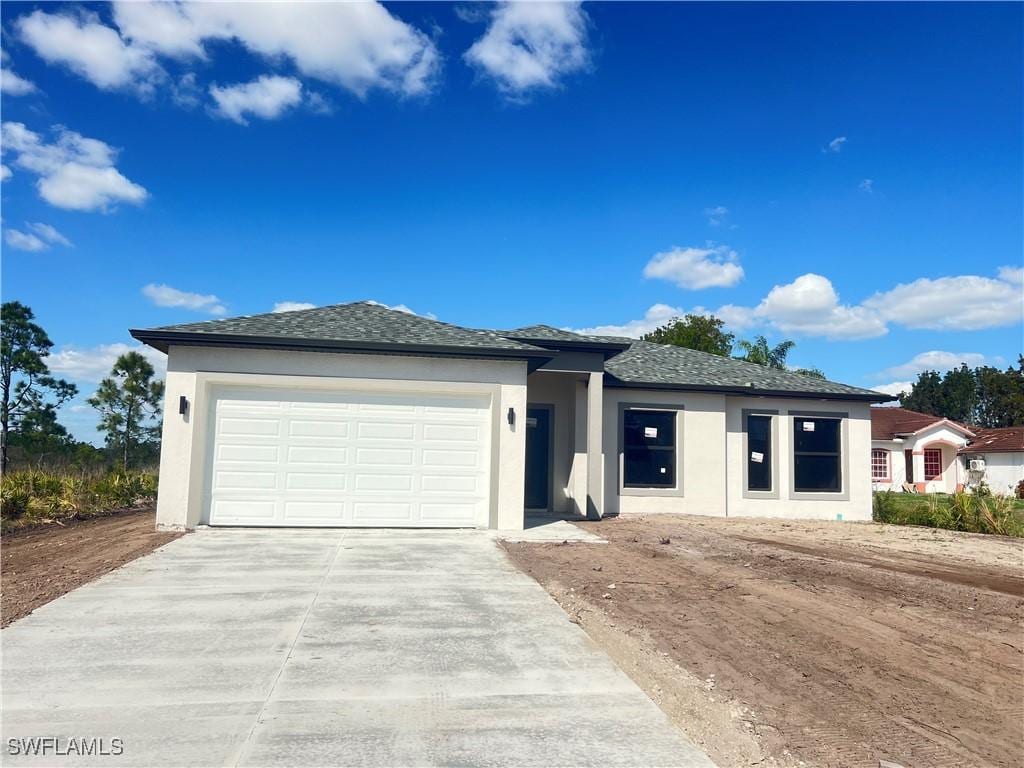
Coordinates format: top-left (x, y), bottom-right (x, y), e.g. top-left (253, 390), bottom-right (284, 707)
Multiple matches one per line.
top-left (924, 449), bottom-right (942, 480)
top-left (746, 414), bottom-right (773, 491)
top-left (871, 449), bottom-right (889, 481)
top-left (623, 409), bottom-right (676, 488)
top-left (793, 416), bottom-right (842, 492)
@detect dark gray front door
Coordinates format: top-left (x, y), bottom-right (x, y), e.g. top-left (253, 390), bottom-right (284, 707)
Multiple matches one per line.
top-left (525, 406), bottom-right (551, 510)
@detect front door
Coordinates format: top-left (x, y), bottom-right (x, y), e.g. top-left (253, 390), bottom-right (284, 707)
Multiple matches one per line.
top-left (904, 449), bottom-right (914, 484)
top-left (525, 406), bottom-right (551, 511)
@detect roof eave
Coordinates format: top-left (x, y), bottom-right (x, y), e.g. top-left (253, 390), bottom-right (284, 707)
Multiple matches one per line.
top-left (604, 377), bottom-right (893, 403)
top-left (504, 336), bottom-right (632, 357)
top-left (129, 329), bottom-right (555, 368)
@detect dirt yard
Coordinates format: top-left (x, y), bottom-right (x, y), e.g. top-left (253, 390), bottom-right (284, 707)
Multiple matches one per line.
top-left (503, 516), bottom-right (1024, 768)
top-left (1, 507), bottom-right (181, 627)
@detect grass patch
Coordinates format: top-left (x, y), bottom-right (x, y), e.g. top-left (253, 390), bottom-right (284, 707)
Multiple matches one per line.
top-left (873, 491), bottom-right (1024, 537)
top-left (0, 469), bottom-right (158, 533)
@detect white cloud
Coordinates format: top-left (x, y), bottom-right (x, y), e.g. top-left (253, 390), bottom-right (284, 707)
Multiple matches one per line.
top-left (272, 301), bottom-right (317, 313)
top-left (111, 1), bottom-right (439, 98)
top-left (364, 299), bottom-right (436, 319)
top-left (4, 221), bottom-right (72, 251)
top-left (1, 53), bottom-right (37, 95)
top-left (16, 10), bottom-right (161, 94)
top-left (210, 75), bottom-right (303, 125)
top-left (142, 283), bottom-right (226, 315)
top-left (998, 265), bottom-right (1023, 286)
top-left (4, 229), bottom-right (47, 252)
top-left (0, 164), bottom-right (10, 182)
top-left (703, 206), bottom-right (729, 226)
top-left (859, 178), bottom-right (873, 193)
top-left (872, 382), bottom-right (912, 398)
top-left (877, 351), bottom-right (990, 380)
top-left (573, 303), bottom-right (686, 338)
top-left (862, 271), bottom-right (1023, 331)
top-left (47, 342), bottom-right (166, 383)
top-left (465, 1), bottom-right (589, 95)
top-left (643, 245), bottom-right (744, 290)
top-left (752, 273), bottom-right (888, 340)
top-left (1, 122), bottom-right (148, 211)
top-left (825, 136), bottom-right (847, 153)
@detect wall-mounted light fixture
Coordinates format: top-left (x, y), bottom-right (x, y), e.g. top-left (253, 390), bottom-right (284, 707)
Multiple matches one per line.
top-left (507, 407), bottom-right (515, 426)
top-left (179, 395), bottom-right (189, 416)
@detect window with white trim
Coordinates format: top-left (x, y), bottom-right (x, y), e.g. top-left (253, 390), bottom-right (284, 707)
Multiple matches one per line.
top-left (924, 449), bottom-right (942, 480)
top-left (622, 409), bottom-right (676, 488)
top-left (871, 449), bottom-right (889, 481)
top-left (793, 416), bottom-right (842, 492)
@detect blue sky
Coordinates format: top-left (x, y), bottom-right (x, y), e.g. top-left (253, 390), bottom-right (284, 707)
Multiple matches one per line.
top-left (1, 1), bottom-right (1021, 443)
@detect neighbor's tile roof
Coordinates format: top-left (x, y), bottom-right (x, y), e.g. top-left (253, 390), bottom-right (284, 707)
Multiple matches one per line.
top-left (870, 407), bottom-right (973, 440)
top-left (606, 340), bottom-right (886, 399)
top-left (140, 302), bottom-right (546, 353)
top-left (962, 426), bottom-right (1024, 454)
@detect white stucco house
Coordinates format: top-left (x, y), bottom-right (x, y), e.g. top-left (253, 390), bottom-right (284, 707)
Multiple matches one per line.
top-left (959, 427), bottom-right (1024, 496)
top-left (870, 407), bottom-right (974, 493)
top-left (131, 302), bottom-right (891, 531)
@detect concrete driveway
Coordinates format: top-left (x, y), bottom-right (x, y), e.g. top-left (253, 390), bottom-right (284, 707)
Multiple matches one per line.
top-left (2, 529), bottom-right (713, 767)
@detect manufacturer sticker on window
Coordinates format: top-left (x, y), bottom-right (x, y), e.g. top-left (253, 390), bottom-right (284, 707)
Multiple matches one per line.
top-left (802, 421), bottom-right (815, 432)
top-left (644, 427), bottom-right (658, 438)
top-left (751, 451), bottom-right (764, 463)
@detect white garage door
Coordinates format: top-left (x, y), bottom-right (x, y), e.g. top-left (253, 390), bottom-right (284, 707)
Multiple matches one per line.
top-left (207, 386), bottom-right (492, 528)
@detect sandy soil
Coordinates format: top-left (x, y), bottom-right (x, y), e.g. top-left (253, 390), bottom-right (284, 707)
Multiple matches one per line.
top-left (1, 507), bottom-right (181, 627)
top-left (503, 516), bottom-right (1024, 768)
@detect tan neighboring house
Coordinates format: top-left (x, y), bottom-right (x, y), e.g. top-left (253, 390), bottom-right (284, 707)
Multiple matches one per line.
top-left (870, 407), bottom-right (974, 493)
top-left (959, 426), bottom-right (1024, 496)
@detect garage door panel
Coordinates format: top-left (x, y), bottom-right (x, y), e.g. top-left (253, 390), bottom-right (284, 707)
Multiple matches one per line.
top-left (208, 386), bottom-right (491, 528)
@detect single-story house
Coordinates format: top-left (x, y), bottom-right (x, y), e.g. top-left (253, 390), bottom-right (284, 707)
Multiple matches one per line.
top-left (959, 426), bottom-right (1024, 496)
top-left (131, 302), bottom-right (890, 531)
top-left (869, 407), bottom-right (974, 493)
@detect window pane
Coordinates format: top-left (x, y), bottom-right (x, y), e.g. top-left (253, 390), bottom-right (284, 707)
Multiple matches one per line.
top-left (747, 415), bottom-right (772, 491)
top-left (924, 449), bottom-right (942, 480)
top-left (624, 448), bottom-right (675, 487)
top-left (794, 454), bottom-right (841, 492)
top-left (871, 449), bottom-right (888, 480)
top-left (624, 410), bottom-right (675, 448)
top-left (793, 418), bottom-right (840, 453)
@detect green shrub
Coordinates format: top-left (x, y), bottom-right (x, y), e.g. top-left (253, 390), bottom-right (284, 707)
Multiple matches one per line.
top-left (0, 468), bottom-right (158, 531)
top-left (872, 490), bottom-right (1023, 537)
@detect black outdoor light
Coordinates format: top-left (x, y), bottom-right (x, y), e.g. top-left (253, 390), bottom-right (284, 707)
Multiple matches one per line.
top-left (507, 407), bottom-right (515, 426)
top-left (179, 395), bottom-right (189, 416)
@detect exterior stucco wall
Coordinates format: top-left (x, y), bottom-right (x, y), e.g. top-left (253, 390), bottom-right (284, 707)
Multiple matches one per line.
top-left (965, 452), bottom-right (1024, 496)
top-left (602, 389), bottom-right (728, 517)
top-left (156, 346), bottom-right (528, 531)
top-left (524, 371), bottom-right (581, 514)
top-left (726, 397), bottom-right (873, 521)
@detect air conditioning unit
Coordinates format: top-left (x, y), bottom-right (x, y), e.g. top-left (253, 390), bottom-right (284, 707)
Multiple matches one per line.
top-left (968, 459), bottom-right (986, 472)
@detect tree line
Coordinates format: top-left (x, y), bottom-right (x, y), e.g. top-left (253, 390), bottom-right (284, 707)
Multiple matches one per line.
top-left (899, 361), bottom-right (1024, 428)
top-left (1, 301), bottom-right (164, 472)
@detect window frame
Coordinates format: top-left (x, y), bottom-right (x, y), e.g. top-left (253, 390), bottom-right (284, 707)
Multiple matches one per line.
top-left (788, 410), bottom-right (849, 500)
top-left (617, 403), bottom-right (684, 498)
top-left (871, 448), bottom-right (890, 482)
top-left (923, 448), bottom-right (942, 481)
top-left (742, 409), bottom-right (779, 499)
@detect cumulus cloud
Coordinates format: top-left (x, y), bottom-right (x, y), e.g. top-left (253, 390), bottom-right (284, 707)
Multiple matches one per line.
top-left (142, 283), bottom-right (226, 315)
top-left (752, 273), bottom-right (887, 340)
top-left (0, 164), bottom-right (11, 182)
top-left (465, 1), bottom-right (589, 96)
top-left (862, 271), bottom-right (1024, 331)
top-left (997, 265), bottom-right (1023, 286)
top-left (877, 351), bottom-right (990, 380)
top-left (573, 303), bottom-right (686, 338)
top-left (4, 221), bottom-right (72, 251)
top-left (1, 51), bottom-right (37, 95)
top-left (16, 9), bottom-right (162, 94)
top-left (872, 381), bottom-right (913, 399)
top-left (1, 122), bottom-right (148, 211)
top-left (643, 245), bottom-right (744, 290)
top-left (111, 1), bottom-right (439, 97)
top-left (704, 206), bottom-right (728, 226)
top-left (272, 301), bottom-right (317, 313)
top-left (210, 75), bottom-right (303, 124)
top-left (824, 136), bottom-right (847, 153)
top-left (47, 342), bottom-right (166, 382)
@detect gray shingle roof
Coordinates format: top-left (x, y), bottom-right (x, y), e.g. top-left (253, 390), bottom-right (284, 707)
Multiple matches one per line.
top-left (606, 340), bottom-right (887, 399)
top-left (133, 302), bottom-right (547, 355)
top-left (502, 325), bottom-right (631, 347)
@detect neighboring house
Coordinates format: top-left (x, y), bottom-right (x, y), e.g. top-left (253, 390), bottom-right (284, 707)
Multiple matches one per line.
top-left (870, 407), bottom-right (974, 493)
top-left (131, 302), bottom-right (890, 531)
top-left (960, 427), bottom-right (1024, 496)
